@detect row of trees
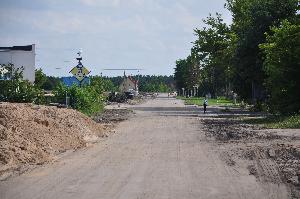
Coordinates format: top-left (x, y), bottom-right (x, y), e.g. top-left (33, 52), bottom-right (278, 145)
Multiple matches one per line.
top-left (34, 69), bottom-right (61, 90)
top-left (35, 69), bottom-right (117, 92)
top-left (106, 75), bottom-right (175, 93)
top-left (0, 65), bottom-right (115, 115)
top-left (35, 71), bottom-right (175, 93)
top-left (0, 66), bottom-right (174, 114)
top-left (137, 75), bottom-right (174, 92)
top-left (174, 0), bottom-right (299, 114)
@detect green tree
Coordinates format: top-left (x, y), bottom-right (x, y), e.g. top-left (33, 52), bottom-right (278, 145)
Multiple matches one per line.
top-left (158, 83), bottom-right (171, 92)
top-left (0, 64), bottom-right (44, 103)
top-left (43, 76), bottom-right (61, 90)
top-left (226, 0), bottom-right (298, 102)
top-left (193, 13), bottom-right (232, 97)
top-left (129, 75), bottom-right (174, 92)
top-left (260, 20), bottom-right (300, 114)
top-left (90, 76), bottom-right (117, 93)
top-left (34, 68), bottom-right (47, 89)
top-left (53, 83), bottom-right (104, 116)
top-left (34, 68), bottom-right (61, 90)
top-left (174, 57), bottom-right (197, 91)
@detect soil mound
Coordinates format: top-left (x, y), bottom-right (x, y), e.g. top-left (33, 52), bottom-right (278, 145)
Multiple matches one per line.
top-left (0, 103), bottom-right (107, 177)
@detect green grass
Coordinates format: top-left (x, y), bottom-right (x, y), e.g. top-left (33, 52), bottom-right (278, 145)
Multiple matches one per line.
top-left (176, 96), bottom-right (234, 106)
top-left (177, 96), bottom-right (300, 129)
top-left (243, 114), bottom-right (300, 129)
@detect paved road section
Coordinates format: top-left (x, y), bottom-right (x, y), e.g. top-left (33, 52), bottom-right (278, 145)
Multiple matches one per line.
top-left (0, 94), bottom-right (289, 199)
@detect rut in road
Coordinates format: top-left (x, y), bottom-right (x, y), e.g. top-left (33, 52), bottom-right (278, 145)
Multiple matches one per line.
top-left (0, 95), bottom-right (291, 199)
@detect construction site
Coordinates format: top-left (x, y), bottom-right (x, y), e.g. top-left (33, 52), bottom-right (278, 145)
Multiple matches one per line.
top-left (0, 94), bottom-right (299, 199)
top-left (1, 0), bottom-right (300, 198)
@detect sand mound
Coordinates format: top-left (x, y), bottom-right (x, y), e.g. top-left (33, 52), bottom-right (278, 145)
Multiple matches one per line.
top-left (0, 103), bottom-right (107, 176)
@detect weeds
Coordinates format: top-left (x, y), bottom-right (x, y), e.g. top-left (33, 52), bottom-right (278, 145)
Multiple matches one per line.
top-left (244, 114), bottom-right (300, 129)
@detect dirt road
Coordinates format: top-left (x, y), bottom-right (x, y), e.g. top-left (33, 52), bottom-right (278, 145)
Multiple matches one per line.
top-left (0, 94), bottom-right (291, 199)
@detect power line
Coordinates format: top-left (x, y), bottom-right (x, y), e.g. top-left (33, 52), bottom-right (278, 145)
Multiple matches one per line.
top-left (103, 69), bottom-right (144, 71)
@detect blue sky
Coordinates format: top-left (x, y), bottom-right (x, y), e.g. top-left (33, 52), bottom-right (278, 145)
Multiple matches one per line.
top-left (0, 0), bottom-right (231, 77)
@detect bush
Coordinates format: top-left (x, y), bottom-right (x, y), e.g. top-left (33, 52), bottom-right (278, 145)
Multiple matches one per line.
top-left (244, 114), bottom-right (300, 129)
top-left (260, 20), bottom-right (300, 114)
top-left (0, 65), bottom-right (44, 104)
top-left (249, 101), bottom-right (269, 112)
top-left (90, 76), bottom-right (116, 92)
top-left (53, 83), bottom-right (104, 116)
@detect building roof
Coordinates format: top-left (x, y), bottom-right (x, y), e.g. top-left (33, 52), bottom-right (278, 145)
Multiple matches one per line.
top-left (0, 45), bottom-right (33, 51)
top-left (62, 76), bottom-right (90, 87)
top-left (128, 76), bottom-right (138, 85)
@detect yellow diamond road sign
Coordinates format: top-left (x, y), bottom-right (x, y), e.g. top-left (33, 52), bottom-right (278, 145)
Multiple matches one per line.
top-left (70, 66), bottom-right (90, 82)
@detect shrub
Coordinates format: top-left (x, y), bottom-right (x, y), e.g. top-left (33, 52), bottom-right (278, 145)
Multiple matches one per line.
top-left (53, 83), bottom-right (104, 116)
top-left (260, 20), bottom-right (300, 114)
top-left (0, 64), bottom-right (44, 103)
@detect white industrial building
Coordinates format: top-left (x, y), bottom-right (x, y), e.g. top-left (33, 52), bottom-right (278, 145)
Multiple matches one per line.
top-left (0, 44), bottom-right (36, 83)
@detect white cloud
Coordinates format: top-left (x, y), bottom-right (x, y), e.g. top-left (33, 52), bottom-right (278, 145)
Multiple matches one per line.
top-left (0, 0), bottom-right (231, 76)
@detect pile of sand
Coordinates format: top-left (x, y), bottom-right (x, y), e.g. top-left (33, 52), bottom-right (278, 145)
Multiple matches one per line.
top-left (0, 103), bottom-right (107, 176)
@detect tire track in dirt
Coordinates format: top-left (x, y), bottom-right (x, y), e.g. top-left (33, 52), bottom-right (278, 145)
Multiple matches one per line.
top-left (200, 114), bottom-right (300, 199)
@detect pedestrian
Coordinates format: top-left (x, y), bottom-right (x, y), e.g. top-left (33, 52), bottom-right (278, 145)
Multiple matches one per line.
top-left (203, 98), bottom-right (208, 114)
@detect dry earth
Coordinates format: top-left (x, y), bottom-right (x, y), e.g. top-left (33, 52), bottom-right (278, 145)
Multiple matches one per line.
top-left (200, 114), bottom-right (300, 198)
top-left (93, 108), bottom-right (134, 124)
top-left (0, 103), bottom-right (109, 180)
top-left (0, 95), bottom-right (299, 199)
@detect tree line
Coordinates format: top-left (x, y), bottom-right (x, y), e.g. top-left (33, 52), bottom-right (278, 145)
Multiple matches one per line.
top-left (34, 70), bottom-right (175, 93)
top-left (0, 66), bottom-right (112, 115)
top-left (105, 75), bottom-right (175, 93)
top-left (5, 68), bottom-right (175, 104)
top-left (174, 0), bottom-right (299, 114)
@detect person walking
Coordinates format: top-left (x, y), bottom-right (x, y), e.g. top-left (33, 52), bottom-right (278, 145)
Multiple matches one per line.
top-left (203, 98), bottom-right (208, 114)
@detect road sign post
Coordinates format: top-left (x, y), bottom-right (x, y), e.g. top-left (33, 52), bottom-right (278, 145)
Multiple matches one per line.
top-left (70, 52), bottom-right (90, 87)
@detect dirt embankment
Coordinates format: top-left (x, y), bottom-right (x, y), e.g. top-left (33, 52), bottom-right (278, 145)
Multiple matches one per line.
top-left (0, 103), bottom-right (109, 179)
top-left (201, 117), bottom-right (300, 198)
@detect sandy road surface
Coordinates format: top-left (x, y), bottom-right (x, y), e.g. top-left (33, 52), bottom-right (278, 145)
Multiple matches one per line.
top-left (0, 94), bottom-right (290, 199)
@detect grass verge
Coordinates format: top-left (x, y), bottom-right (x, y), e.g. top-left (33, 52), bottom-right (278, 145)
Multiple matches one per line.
top-left (243, 114), bottom-right (300, 129)
top-left (176, 96), bottom-right (234, 106)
